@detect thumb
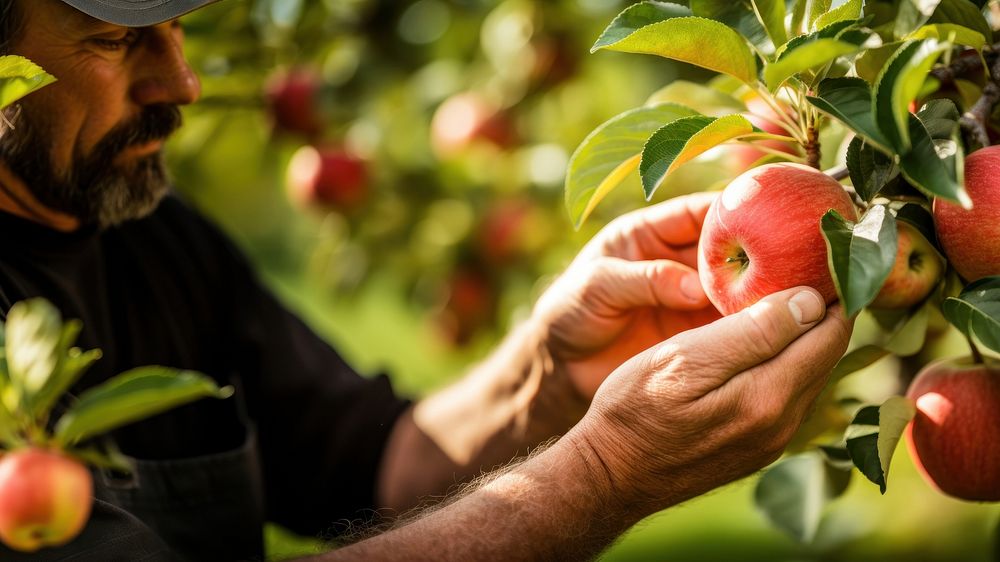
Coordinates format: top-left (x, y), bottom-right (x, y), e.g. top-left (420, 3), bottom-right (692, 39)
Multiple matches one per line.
top-left (584, 257), bottom-right (710, 312)
top-left (669, 287), bottom-right (827, 390)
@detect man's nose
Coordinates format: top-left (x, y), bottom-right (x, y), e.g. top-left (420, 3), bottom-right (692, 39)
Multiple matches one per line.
top-left (129, 25), bottom-right (201, 107)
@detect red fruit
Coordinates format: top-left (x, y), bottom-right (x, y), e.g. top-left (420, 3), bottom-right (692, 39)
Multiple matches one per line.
top-left (869, 221), bottom-right (944, 309)
top-left (933, 145), bottom-right (1000, 282)
top-left (905, 357), bottom-right (1000, 501)
top-left (434, 268), bottom-right (495, 346)
top-left (430, 92), bottom-right (517, 157)
top-left (265, 68), bottom-right (324, 138)
top-left (286, 145), bottom-right (369, 211)
top-left (726, 97), bottom-right (798, 172)
top-left (697, 163), bottom-right (857, 315)
top-left (0, 448), bottom-right (93, 552)
top-left (477, 199), bottom-right (533, 266)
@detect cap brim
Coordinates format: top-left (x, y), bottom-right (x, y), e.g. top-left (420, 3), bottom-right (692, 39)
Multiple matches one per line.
top-left (60, 0), bottom-right (222, 27)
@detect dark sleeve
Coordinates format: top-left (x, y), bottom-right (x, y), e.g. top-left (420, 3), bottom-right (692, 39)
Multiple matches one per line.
top-left (177, 201), bottom-right (411, 536)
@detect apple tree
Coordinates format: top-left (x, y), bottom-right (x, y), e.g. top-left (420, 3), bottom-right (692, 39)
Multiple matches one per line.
top-left (565, 0), bottom-right (1000, 544)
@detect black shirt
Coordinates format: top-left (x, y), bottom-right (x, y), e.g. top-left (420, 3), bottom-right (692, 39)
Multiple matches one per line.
top-left (0, 195), bottom-right (410, 561)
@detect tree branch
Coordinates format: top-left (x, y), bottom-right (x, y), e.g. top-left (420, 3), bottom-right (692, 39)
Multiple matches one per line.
top-left (959, 47), bottom-right (1000, 149)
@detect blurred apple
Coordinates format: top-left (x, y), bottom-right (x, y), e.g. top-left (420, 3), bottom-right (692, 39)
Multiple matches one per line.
top-left (434, 266), bottom-right (496, 346)
top-left (529, 34), bottom-right (578, 90)
top-left (0, 448), bottom-right (92, 553)
top-left (727, 96), bottom-right (799, 173)
top-left (476, 199), bottom-right (544, 267)
top-left (869, 221), bottom-right (944, 309)
top-left (430, 92), bottom-right (517, 157)
top-left (265, 67), bottom-right (325, 139)
top-left (286, 145), bottom-right (369, 211)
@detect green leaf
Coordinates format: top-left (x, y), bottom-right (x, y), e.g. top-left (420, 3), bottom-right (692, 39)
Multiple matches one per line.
top-left (565, 103), bottom-right (698, 228)
top-left (54, 367), bottom-right (234, 446)
top-left (645, 80), bottom-right (746, 116)
top-left (690, 0), bottom-right (775, 54)
top-left (806, 0), bottom-right (834, 30)
top-left (639, 114), bottom-right (756, 199)
top-left (894, 0), bottom-right (943, 38)
top-left (0, 396), bottom-right (20, 449)
top-left (927, 0), bottom-right (992, 41)
top-left (894, 202), bottom-right (939, 248)
top-left (872, 301), bottom-right (932, 356)
top-left (813, 0), bottom-right (864, 31)
top-left (591, 1), bottom-right (692, 51)
top-left (765, 39), bottom-right (861, 91)
top-left (5, 299), bottom-right (64, 412)
top-left (942, 276), bottom-right (1000, 354)
top-left (591, 16), bottom-right (760, 86)
top-left (754, 453), bottom-right (851, 543)
top-left (831, 344), bottom-right (891, 380)
top-left (845, 396), bottom-right (916, 494)
top-left (753, 0), bottom-right (788, 48)
top-left (916, 97), bottom-right (960, 139)
top-left (898, 113), bottom-right (969, 205)
top-left (31, 346), bottom-right (102, 421)
top-left (907, 23), bottom-right (986, 48)
top-left (808, 78), bottom-right (892, 151)
top-left (854, 42), bottom-right (901, 83)
top-left (846, 136), bottom-right (898, 202)
top-left (873, 40), bottom-right (948, 152)
top-left (0, 56), bottom-right (57, 110)
top-left (822, 206), bottom-right (899, 317)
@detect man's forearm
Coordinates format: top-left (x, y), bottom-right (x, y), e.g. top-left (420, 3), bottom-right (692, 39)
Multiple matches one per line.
top-left (324, 434), bottom-right (639, 561)
top-left (377, 323), bottom-right (589, 511)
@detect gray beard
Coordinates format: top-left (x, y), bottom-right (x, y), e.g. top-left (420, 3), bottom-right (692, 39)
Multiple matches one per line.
top-left (0, 102), bottom-right (176, 230)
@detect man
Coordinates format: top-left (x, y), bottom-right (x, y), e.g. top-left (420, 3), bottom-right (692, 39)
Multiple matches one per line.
top-left (0, 0), bottom-right (853, 560)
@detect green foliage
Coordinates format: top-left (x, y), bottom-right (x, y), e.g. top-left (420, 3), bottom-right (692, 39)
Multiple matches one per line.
top-left (639, 114), bottom-right (757, 198)
top-left (754, 452), bottom-right (851, 543)
top-left (0, 56), bottom-right (56, 110)
top-left (844, 397), bottom-right (916, 494)
top-left (822, 205), bottom-right (899, 317)
top-left (0, 298), bottom-right (231, 469)
top-left (942, 276), bottom-right (1000, 354)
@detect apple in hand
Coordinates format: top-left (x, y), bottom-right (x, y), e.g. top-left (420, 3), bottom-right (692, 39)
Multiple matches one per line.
top-left (698, 163), bottom-right (857, 315)
top-left (933, 145), bottom-right (1000, 282)
top-left (286, 145), bottom-right (369, 211)
top-left (905, 357), bottom-right (1000, 501)
top-left (0, 448), bottom-right (93, 552)
top-left (869, 221), bottom-right (944, 309)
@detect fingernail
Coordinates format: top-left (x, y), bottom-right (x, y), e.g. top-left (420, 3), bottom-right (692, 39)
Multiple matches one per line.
top-left (680, 273), bottom-right (704, 302)
top-left (788, 290), bottom-right (824, 325)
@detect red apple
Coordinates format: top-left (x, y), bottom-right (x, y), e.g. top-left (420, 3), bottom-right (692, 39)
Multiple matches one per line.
top-left (697, 163), bottom-right (857, 315)
top-left (0, 448), bottom-right (93, 552)
top-left (265, 68), bottom-right (324, 138)
top-left (286, 145), bottom-right (369, 211)
top-left (905, 357), bottom-right (1000, 501)
top-left (430, 92), bottom-right (517, 157)
top-left (726, 96), bottom-right (799, 172)
top-left (434, 267), bottom-right (496, 346)
top-left (869, 221), bottom-right (944, 309)
top-left (933, 145), bottom-right (1000, 282)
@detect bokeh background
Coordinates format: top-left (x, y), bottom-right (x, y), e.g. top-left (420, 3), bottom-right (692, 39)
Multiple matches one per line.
top-left (167, 0), bottom-right (1000, 559)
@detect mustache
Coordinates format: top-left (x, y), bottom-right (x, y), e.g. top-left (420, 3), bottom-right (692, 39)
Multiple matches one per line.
top-left (93, 105), bottom-right (183, 158)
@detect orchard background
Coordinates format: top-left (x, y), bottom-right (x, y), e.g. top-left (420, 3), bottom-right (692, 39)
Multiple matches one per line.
top-left (138, 0), bottom-right (1000, 559)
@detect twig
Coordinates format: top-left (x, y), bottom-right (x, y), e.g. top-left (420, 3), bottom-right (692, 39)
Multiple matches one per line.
top-left (959, 45), bottom-right (1000, 149)
top-left (824, 165), bottom-right (849, 181)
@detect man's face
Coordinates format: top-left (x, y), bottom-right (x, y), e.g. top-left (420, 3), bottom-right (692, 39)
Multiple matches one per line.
top-left (0, 0), bottom-right (201, 229)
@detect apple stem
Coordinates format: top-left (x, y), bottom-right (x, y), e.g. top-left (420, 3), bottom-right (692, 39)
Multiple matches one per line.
top-left (968, 336), bottom-right (985, 365)
top-left (805, 126), bottom-right (821, 170)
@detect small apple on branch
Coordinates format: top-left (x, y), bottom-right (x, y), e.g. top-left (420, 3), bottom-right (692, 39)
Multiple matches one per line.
top-left (0, 299), bottom-right (233, 553)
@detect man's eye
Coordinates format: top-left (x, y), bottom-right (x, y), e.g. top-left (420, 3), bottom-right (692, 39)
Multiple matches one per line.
top-left (92, 33), bottom-right (138, 51)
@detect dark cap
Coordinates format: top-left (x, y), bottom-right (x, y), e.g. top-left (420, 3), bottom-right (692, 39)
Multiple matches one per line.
top-left (59, 0), bottom-right (222, 27)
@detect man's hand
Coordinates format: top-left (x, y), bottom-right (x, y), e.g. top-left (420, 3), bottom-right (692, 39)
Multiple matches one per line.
top-left (532, 192), bottom-right (721, 397)
top-left (568, 286), bottom-right (854, 515)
